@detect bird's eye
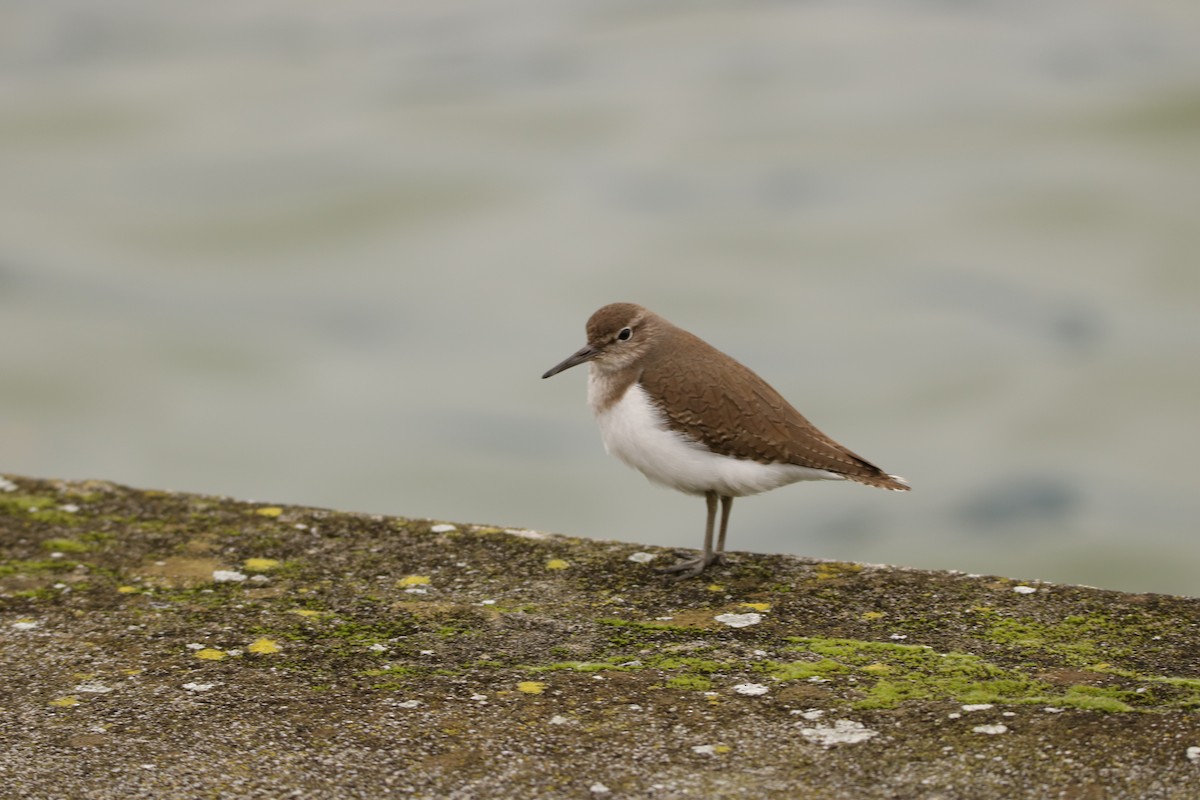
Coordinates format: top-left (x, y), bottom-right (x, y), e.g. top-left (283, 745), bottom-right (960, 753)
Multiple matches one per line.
top-left (617, 327), bottom-right (633, 341)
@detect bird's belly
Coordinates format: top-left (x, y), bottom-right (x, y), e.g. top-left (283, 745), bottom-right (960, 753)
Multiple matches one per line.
top-left (591, 381), bottom-right (841, 497)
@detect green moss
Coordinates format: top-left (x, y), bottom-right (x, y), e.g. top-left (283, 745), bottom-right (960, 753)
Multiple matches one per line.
top-left (529, 661), bottom-right (624, 673)
top-left (646, 656), bottom-right (725, 674)
top-left (1150, 675), bottom-right (1200, 707)
top-left (40, 538), bottom-right (90, 554)
top-left (0, 495), bottom-right (84, 525)
top-left (321, 619), bottom-right (420, 654)
top-left (599, 618), bottom-right (693, 631)
top-left (361, 665), bottom-right (416, 678)
top-left (492, 603), bottom-right (541, 614)
top-left (0, 494), bottom-right (56, 514)
top-left (598, 617), bottom-right (708, 647)
top-left (42, 510), bottom-right (87, 525)
top-left (1055, 685), bottom-right (1137, 713)
top-left (978, 611), bottom-right (1139, 666)
top-left (955, 679), bottom-right (1043, 705)
top-left (526, 654), bottom-right (732, 679)
top-left (13, 587), bottom-right (61, 600)
top-left (665, 675), bottom-right (713, 691)
top-left (1087, 668), bottom-right (1200, 706)
top-left (794, 637), bottom-right (932, 661)
top-left (0, 558), bottom-right (79, 576)
top-left (777, 636), bottom-right (1053, 710)
top-left (364, 663), bottom-right (419, 689)
top-left (859, 676), bottom-right (1045, 710)
top-left (857, 681), bottom-right (909, 708)
top-left (764, 658), bottom-right (848, 681)
top-left (64, 491), bottom-right (105, 504)
top-left (436, 624), bottom-right (471, 639)
top-left (812, 562), bottom-right (864, 580)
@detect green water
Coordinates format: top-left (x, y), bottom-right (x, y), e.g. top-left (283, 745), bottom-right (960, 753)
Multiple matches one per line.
top-left (2, 1), bottom-right (1198, 594)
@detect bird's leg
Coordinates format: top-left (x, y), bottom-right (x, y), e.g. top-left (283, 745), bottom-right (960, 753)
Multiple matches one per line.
top-left (714, 495), bottom-right (733, 563)
top-left (699, 490), bottom-right (717, 565)
top-left (658, 491), bottom-right (722, 578)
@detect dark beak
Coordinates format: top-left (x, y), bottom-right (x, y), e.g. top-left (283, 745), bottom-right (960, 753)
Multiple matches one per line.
top-left (542, 344), bottom-right (599, 378)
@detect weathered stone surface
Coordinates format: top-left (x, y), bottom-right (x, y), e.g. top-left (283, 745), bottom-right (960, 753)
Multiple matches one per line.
top-left (1, 474), bottom-right (1198, 799)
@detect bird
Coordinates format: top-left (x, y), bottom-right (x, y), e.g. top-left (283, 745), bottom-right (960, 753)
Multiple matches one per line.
top-left (541, 302), bottom-right (909, 578)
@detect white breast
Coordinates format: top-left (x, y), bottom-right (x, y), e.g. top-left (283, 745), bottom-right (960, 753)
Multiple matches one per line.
top-left (587, 372), bottom-right (842, 497)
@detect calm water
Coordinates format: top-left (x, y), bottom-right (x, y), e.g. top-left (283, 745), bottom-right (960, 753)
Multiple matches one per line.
top-left (2, 1), bottom-right (1199, 595)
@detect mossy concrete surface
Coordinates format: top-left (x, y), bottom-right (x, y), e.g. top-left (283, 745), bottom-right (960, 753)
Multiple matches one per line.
top-left (1, 474), bottom-right (1198, 799)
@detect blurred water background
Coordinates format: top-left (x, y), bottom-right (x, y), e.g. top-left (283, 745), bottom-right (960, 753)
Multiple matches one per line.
top-left (2, 1), bottom-right (1198, 595)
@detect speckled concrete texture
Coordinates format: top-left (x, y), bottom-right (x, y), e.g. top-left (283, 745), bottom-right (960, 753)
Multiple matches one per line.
top-left (2, 475), bottom-right (1199, 798)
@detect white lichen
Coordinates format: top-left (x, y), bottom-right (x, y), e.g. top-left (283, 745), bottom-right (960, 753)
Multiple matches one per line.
top-left (73, 683), bottom-right (114, 694)
top-left (505, 528), bottom-right (547, 539)
top-left (799, 719), bottom-right (879, 746)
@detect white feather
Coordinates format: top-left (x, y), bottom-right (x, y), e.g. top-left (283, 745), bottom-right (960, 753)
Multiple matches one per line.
top-left (588, 375), bottom-right (842, 497)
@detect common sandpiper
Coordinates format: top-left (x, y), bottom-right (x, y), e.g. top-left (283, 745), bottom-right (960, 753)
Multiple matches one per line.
top-left (542, 302), bottom-right (909, 578)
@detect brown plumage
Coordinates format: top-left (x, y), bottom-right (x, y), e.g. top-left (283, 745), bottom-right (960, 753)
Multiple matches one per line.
top-left (543, 302), bottom-right (909, 578)
top-left (637, 320), bottom-right (909, 491)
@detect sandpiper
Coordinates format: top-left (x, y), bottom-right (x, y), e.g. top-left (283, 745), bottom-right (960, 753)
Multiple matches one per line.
top-left (542, 302), bottom-right (909, 578)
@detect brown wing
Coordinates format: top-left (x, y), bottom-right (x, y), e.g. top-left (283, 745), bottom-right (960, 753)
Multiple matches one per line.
top-left (638, 328), bottom-right (907, 490)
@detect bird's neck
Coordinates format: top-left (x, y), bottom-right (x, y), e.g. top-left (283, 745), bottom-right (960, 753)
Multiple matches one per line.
top-left (587, 362), bottom-right (642, 416)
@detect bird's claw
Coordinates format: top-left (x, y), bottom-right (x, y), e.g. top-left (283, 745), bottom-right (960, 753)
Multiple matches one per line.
top-left (656, 552), bottom-right (725, 580)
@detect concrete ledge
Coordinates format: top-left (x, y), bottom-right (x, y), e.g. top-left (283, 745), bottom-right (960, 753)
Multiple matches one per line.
top-left (2, 474), bottom-right (1198, 798)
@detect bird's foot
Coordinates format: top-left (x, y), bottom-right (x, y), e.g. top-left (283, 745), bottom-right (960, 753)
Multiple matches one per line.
top-left (656, 552), bottom-right (725, 580)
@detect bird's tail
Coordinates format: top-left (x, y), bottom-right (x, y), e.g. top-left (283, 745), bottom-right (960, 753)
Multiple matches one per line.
top-left (849, 472), bottom-right (911, 492)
